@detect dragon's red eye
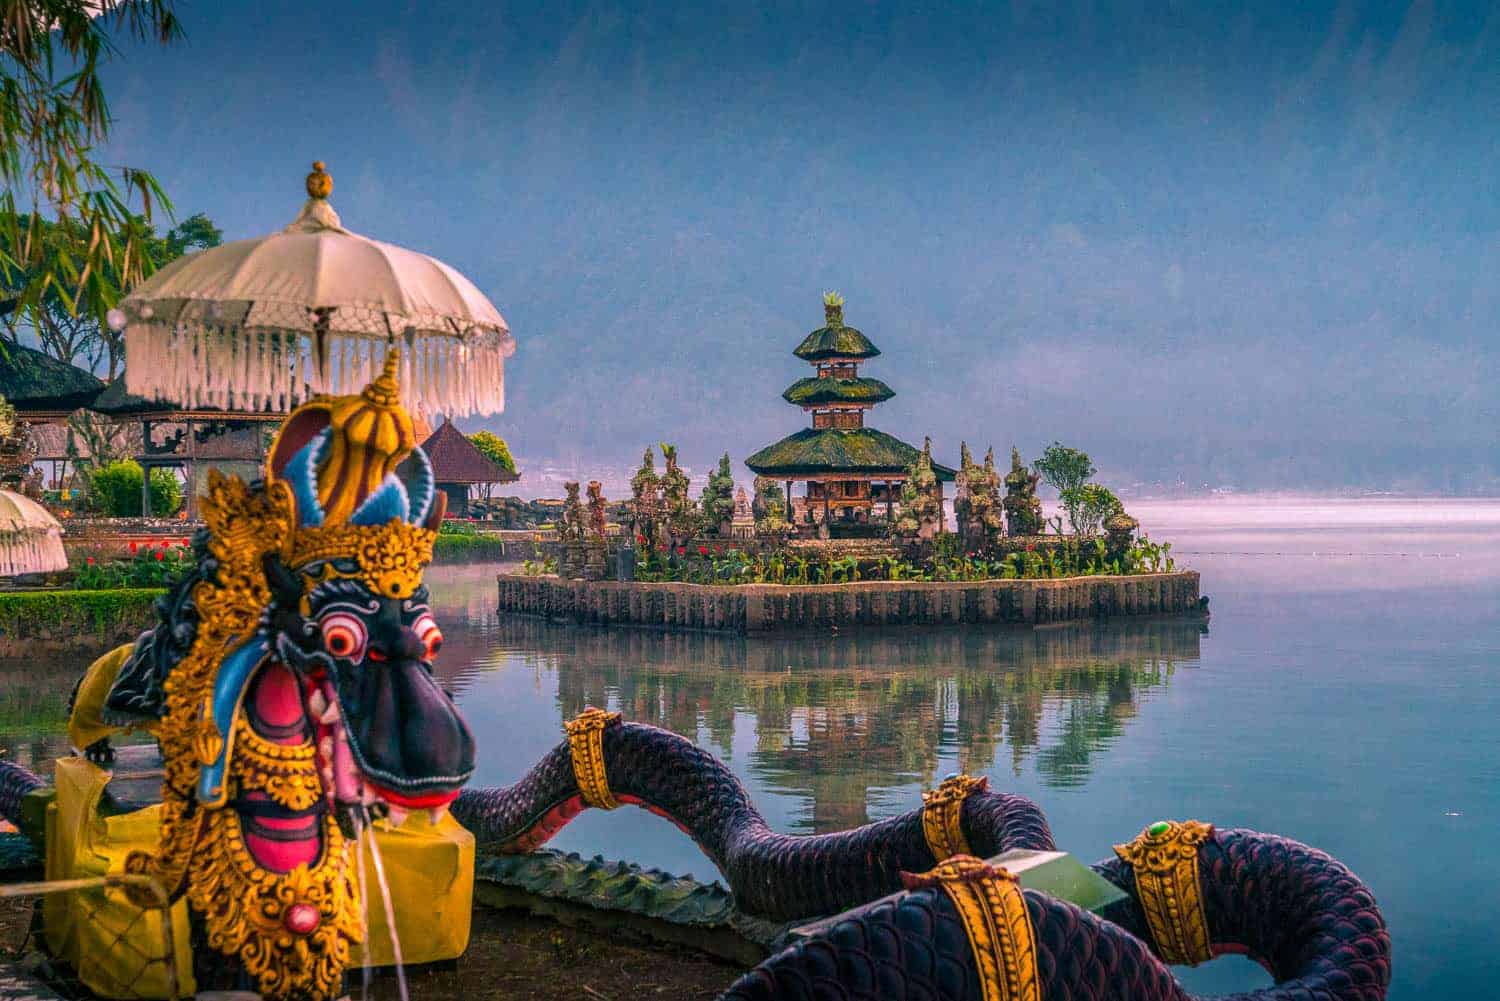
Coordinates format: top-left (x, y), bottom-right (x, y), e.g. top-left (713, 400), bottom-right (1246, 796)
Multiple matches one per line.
top-left (413, 613), bottom-right (443, 659)
top-left (320, 613), bottom-right (367, 661)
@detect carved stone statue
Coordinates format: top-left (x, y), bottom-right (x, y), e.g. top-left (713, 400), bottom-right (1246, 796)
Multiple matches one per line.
top-left (1003, 447), bottom-right (1043, 536)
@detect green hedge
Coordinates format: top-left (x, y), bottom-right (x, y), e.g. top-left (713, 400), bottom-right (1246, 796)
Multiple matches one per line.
top-left (0, 588), bottom-right (164, 642)
top-left (432, 533), bottom-right (514, 563)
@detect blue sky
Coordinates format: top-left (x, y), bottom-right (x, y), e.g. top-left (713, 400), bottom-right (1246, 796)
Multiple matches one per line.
top-left (95, 1), bottom-right (1500, 491)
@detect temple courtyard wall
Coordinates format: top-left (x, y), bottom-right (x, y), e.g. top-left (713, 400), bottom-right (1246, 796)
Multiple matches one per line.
top-left (497, 570), bottom-right (1202, 633)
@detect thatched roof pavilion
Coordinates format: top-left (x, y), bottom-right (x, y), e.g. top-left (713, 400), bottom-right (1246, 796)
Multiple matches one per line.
top-left (419, 419), bottom-right (518, 517)
top-left (747, 296), bottom-right (953, 537)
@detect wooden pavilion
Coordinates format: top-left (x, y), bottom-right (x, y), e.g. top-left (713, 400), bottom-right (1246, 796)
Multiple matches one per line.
top-left (418, 419), bottom-right (519, 518)
top-left (745, 297), bottom-right (954, 537)
top-left (90, 372), bottom-right (283, 519)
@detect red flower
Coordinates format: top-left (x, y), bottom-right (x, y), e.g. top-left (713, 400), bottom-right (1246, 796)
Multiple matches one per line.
top-left (636, 534), bottom-right (647, 545)
top-left (180, 538), bottom-right (191, 547)
top-left (714, 545), bottom-right (722, 555)
top-left (677, 546), bottom-right (686, 556)
top-left (1025, 543), bottom-right (1036, 552)
top-left (129, 541), bottom-right (138, 554)
top-left (697, 546), bottom-right (709, 556)
top-left (86, 557), bottom-right (95, 565)
top-left (154, 551), bottom-right (165, 561)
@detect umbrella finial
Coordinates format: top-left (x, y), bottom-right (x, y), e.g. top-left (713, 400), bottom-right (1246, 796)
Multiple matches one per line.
top-left (306, 160), bottom-right (333, 200)
top-left (363, 348), bottom-right (402, 407)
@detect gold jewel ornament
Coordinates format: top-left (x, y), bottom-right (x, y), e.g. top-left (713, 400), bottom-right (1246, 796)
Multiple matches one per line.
top-left (1113, 819), bottom-right (1215, 966)
top-left (566, 707), bottom-right (623, 810)
top-left (901, 855), bottom-right (1041, 1001)
top-left (188, 809), bottom-right (363, 1001)
top-left (921, 773), bottom-right (988, 862)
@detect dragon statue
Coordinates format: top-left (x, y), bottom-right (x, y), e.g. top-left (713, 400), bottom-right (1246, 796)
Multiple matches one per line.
top-left (3, 354), bottom-right (475, 1000)
top-left (0, 358), bottom-right (1389, 1000)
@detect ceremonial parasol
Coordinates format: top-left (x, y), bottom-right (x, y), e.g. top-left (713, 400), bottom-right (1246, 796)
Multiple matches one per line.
top-left (0, 490), bottom-right (67, 576)
top-left (113, 162), bottom-right (515, 417)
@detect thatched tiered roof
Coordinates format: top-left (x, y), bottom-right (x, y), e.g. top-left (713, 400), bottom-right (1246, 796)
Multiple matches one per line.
top-left (746, 428), bottom-right (956, 479)
top-left (782, 376), bottom-right (895, 407)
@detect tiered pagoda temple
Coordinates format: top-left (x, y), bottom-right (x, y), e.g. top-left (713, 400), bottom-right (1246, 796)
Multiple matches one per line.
top-left (746, 296), bottom-right (954, 537)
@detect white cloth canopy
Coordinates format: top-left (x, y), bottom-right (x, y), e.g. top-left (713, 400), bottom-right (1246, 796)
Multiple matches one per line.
top-left (0, 490), bottom-right (67, 576)
top-left (121, 167), bottom-right (515, 417)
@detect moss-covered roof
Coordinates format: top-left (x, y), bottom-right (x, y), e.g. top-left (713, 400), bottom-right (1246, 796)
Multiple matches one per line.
top-left (745, 427), bottom-right (956, 479)
top-left (792, 326), bottom-right (881, 361)
top-left (782, 377), bottom-right (895, 407)
top-left (0, 343), bottom-right (103, 413)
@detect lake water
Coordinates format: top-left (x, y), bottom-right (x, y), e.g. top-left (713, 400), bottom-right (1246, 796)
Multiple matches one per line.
top-left (4, 497), bottom-right (1496, 998)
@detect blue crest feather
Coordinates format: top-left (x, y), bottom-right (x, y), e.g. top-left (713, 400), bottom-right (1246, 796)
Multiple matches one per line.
top-left (285, 431), bottom-right (329, 527)
top-left (407, 446), bottom-right (436, 525)
top-left (351, 475), bottom-right (411, 526)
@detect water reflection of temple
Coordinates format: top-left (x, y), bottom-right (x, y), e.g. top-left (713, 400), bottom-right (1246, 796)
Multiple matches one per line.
top-left (479, 616), bottom-right (1205, 832)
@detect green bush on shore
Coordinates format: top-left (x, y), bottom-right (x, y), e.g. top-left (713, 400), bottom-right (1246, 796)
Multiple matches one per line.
top-left (0, 588), bottom-right (164, 640)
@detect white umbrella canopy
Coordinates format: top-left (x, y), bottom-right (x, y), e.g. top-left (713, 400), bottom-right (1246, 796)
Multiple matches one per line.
top-left (0, 490), bottom-right (67, 576)
top-left (117, 162), bottom-right (516, 417)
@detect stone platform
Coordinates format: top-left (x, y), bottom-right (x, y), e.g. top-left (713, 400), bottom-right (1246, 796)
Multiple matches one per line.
top-left (498, 571), bottom-right (1203, 633)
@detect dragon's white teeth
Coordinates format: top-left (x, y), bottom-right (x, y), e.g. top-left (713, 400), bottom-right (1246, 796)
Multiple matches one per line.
top-left (307, 690), bottom-right (328, 716)
top-left (319, 702), bottom-right (341, 725)
top-left (360, 786), bottom-right (378, 806)
top-left (427, 805), bottom-right (448, 825)
top-left (386, 805), bottom-right (409, 828)
top-left (318, 736), bottom-right (334, 759)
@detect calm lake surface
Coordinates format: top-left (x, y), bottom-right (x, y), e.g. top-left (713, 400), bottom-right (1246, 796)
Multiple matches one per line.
top-left (4, 497), bottom-right (1496, 998)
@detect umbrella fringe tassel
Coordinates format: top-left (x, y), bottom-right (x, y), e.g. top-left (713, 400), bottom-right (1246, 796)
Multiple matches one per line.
top-left (123, 323), bottom-right (506, 418)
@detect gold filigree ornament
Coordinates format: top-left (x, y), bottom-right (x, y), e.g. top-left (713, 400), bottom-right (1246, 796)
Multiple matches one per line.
top-left (566, 707), bottom-right (622, 809)
top-left (232, 718), bottom-right (323, 812)
top-left (188, 808), bottom-right (363, 1001)
top-left (921, 773), bottom-right (989, 862)
top-left (284, 516), bottom-right (436, 600)
top-left (1113, 819), bottom-right (1215, 966)
top-left (130, 472), bottom-right (294, 899)
top-left (901, 855), bottom-right (1041, 1001)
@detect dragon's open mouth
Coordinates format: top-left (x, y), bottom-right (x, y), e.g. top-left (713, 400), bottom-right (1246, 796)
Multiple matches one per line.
top-left (308, 678), bottom-right (460, 826)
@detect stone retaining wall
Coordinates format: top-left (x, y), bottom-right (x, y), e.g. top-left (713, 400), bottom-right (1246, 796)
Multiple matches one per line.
top-left (497, 571), bottom-right (1201, 633)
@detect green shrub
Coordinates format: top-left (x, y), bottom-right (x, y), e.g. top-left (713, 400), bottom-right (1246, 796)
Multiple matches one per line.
top-left (1059, 484), bottom-right (1122, 536)
top-left (0, 588), bottom-right (164, 639)
top-left (87, 460), bottom-right (182, 517)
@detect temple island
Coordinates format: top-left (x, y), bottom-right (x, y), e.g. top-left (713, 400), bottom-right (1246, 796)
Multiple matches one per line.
top-left (497, 293), bottom-right (1205, 634)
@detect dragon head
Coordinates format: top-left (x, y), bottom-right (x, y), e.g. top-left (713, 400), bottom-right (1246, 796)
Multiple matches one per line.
top-left (99, 351), bottom-right (474, 999)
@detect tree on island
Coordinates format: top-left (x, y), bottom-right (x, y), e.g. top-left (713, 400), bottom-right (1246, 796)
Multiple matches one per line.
top-left (659, 443), bottom-right (696, 551)
top-left (699, 453), bottom-right (736, 536)
top-left (629, 447), bottom-right (662, 549)
top-left (0, 1), bottom-right (186, 341)
top-left (893, 437), bottom-right (943, 541)
top-left (1065, 483), bottom-right (1124, 536)
top-left (1033, 442), bottom-right (1096, 534)
top-left (2, 213), bottom-right (223, 378)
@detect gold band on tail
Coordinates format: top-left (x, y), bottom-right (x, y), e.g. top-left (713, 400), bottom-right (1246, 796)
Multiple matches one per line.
top-left (565, 707), bottom-right (623, 810)
top-left (902, 855), bottom-right (1041, 1001)
top-left (922, 774), bottom-right (988, 861)
top-left (1113, 819), bottom-right (1215, 965)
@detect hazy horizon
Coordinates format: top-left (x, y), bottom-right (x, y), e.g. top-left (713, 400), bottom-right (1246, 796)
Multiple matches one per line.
top-left (85, 1), bottom-right (1500, 494)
